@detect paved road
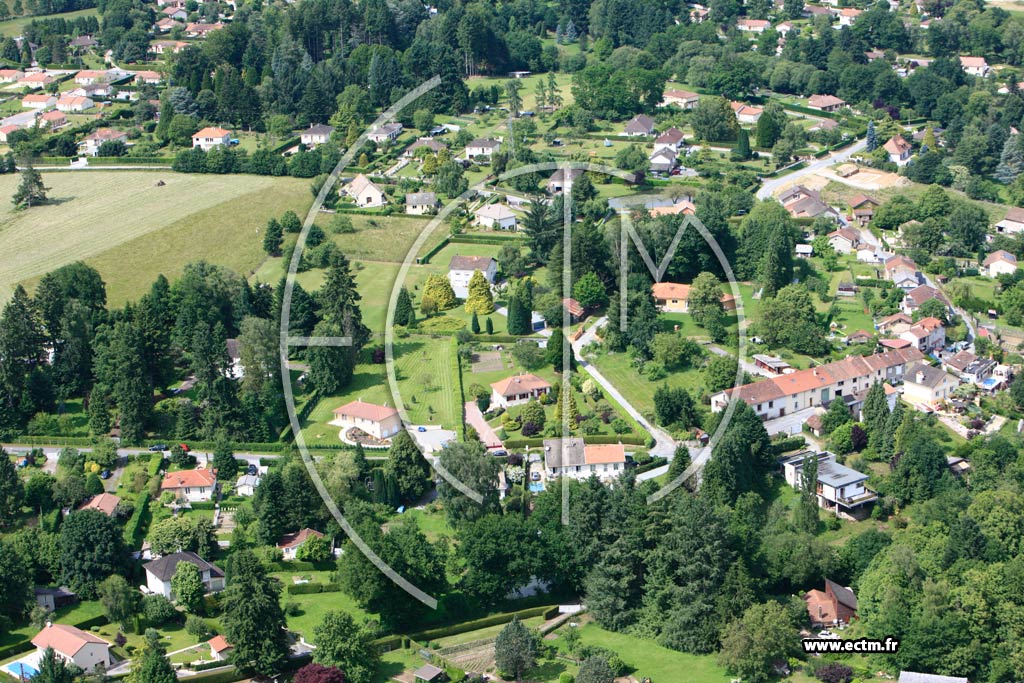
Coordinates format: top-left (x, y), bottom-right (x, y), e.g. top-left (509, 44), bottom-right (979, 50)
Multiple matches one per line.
top-left (755, 138), bottom-right (868, 201)
top-left (464, 401), bottom-right (503, 449)
top-left (763, 407), bottom-right (821, 438)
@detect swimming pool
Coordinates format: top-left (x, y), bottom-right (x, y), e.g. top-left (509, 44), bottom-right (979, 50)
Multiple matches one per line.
top-left (528, 481), bottom-right (545, 492)
top-left (4, 660), bottom-right (39, 679)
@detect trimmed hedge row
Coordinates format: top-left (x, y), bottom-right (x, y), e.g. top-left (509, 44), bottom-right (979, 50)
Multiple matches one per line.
top-left (407, 605), bottom-right (554, 642)
top-left (503, 433), bottom-right (647, 448)
top-left (418, 237), bottom-right (451, 264)
top-left (372, 634), bottom-right (406, 652)
top-left (452, 338), bottom-right (467, 440)
top-left (286, 582), bottom-right (343, 595)
top-left (123, 490), bottom-right (151, 546)
top-left (635, 456), bottom-right (667, 474)
top-left (450, 233), bottom-right (525, 245)
top-left (188, 501), bottom-right (217, 511)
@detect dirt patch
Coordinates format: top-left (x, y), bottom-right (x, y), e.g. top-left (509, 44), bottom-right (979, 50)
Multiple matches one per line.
top-left (470, 351), bottom-right (504, 373)
top-left (818, 165), bottom-right (909, 191)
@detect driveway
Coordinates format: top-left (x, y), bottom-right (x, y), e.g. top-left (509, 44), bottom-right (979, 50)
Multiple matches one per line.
top-left (756, 138), bottom-right (868, 200)
top-left (763, 407), bottom-right (821, 438)
top-left (464, 402), bottom-right (503, 449)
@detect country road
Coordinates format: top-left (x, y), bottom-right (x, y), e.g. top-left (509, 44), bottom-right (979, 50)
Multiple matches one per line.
top-left (756, 138), bottom-right (868, 201)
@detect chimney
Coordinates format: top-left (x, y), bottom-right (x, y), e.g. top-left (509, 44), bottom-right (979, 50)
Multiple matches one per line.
top-left (916, 370), bottom-right (925, 384)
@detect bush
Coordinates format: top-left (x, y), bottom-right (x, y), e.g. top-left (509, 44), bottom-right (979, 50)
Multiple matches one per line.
top-left (815, 662), bottom-right (854, 683)
top-left (142, 594), bottom-right (177, 626)
top-left (186, 615), bottom-right (211, 638)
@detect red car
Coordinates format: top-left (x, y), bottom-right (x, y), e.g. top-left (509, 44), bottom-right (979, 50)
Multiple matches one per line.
top-left (179, 443), bottom-right (191, 453)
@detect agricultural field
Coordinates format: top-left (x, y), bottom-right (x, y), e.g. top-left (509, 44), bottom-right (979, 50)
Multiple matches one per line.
top-left (1, 171), bottom-right (312, 305)
top-left (0, 7), bottom-right (98, 36)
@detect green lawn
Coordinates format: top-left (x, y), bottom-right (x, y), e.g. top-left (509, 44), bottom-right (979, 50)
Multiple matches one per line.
top-left (588, 349), bottom-right (706, 416)
top-left (400, 506), bottom-right (454, 541)
top-left (273, 570), bottom-right (374, 639)
top-left (0, 7), bottom-right (98, 36)
top-left (2, 171), bottom-right (312, 305)
top-left (0, 600), bottom-right (104, 648)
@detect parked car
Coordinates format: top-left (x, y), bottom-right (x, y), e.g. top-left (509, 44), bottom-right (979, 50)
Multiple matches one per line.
top-left (247, 464), bottom-right (257, 476)
top-left (148, 444), bottom-right (167, 452)
top-left (531, 471), bottom-right (542, 481)
top-left (99, 469), bottom-right (111, 480)
top-left (179, 443), bottom-right (191, 453)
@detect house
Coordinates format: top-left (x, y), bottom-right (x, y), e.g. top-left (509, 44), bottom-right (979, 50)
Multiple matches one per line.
top-left (807, 94), bottom-right (846, 112)
top-left (648, 148), bottom-right (677, 174)
top-left (367, 122), bottom-right (403, 143)
top-left (737, 18), bottom-right (771, 32)
top-left (466, 138), bottom-right (501, 159)
top-left (543, 438), bottom-right (628, 480)
top-left (330, 400), bottom-right (402, 440)
top-left (133, 70), bottom-right (163, 85)
top-left (780, 185), bottom-right (839, 221)
top-left (39, 110), bottom-right (68, 130)
top-left (342, 174), bottom-right (386, 208)
top-left (960, 55), bottom-right (990, 77)
top-left (159, 468), bottom-right (217, 502)
top-left (0, 124), bottom-right (21, 143)
top-left (73, 70), bottom-right (107, 85)
top-left (903, 362), bottom-right (959, 409)
top-left (405, 137), bottom-right (447, 157)
top-left (804, 578), bottom-right (858, 627)
top-left (651, 282), bottom-right (737, 313)
top-left (162, 6), bottom-right (187, 20)
top-left (691, 6), bottom-right (709, 21)
top-left (945, 351), bottom-right (997, 385)
top-left (660, 89), bottom-right (700, 109)
top-left (838, 7), bottom-right (862, 25)
top-left (731, 102), bottom-right (764, 124)
top-left (876, 312), bottom-right (913, 335)
top-left (898, 673), bottom-right (968, 683)
top-left (448, 255), bottom-right (497, 299)
top-left (710, 347), bottom-right (925, 419)
top-left (984, 250), bottom-right (1018, 277)
top-left (56, 95), bottom-right (93, 112)
top-left (884, 135), bottom-right (912, 166)
top-left (144, 551), bottom-right (225, 598)
top-left (847, 330), bottom-right (874, 345)
top-left (22, 94), bottom-right (56, 110)
top-left (406, 191), bottom-right (439, 215)
top-left (184, 22), bottom-right (225, 37)
top-left (77, 493), bottom-right (120, 516)
top-left (208, 636), bottom-right (233, 662)
top-left (69, 35), bottom-right (98, 50)
top-left (235, 473), bottom-right (260, 496)
top-left (900, 284), bottom-right (947, 315)
top-left (849, 194), bottom-right (880, 226)
top-left (79, 128), bottom-right (128, 156)
top-left (781, 450), bottom-right (877, 514)
top-left (68, 82), bottom-right (114, 98)
top-left (654, 127), bottom-right (685, 153)
top-left (413, 664), bottom-right (448, 683)
top-left (34, 587), bottom-right (77, 612)
top-left (810, 118), bottom-right (840, 134)
top-left (546, 167), bottom-right (585, 193)
top-left (837, 281), bottom-right (858, 297)
top-left (0, 69), bottom-right (25, 82)
top-left (777, 20), bottom-right (795, 35)
top-left (899, 316), bottom-right (945, 353)
top-left (884, 255), bottom-right (922, 290)
top-left (19, 72), bottom-right (54, 88)
top-left (474, 203), bottom-right (518, 230)
top-left (32, 624), bottom-right (111, 672)
top-left (491, 374), bottom-right (552, 408)
top-left (827, 227), bottom-right (861, 253)
top-left (563, 297), bottom-right (585, 322)
top-left (624, 114), bottom-right (656, 136)
top-left (995, 207), bottom-right (1024, 235)
top-left (753, 354), bottom-right (793, 375)
top-left (155, 17), bottom-right (179, 32)
top-left (278, 528), bottom-right (325, 560)
top-left (192, 126), bottom-right (231, 150)
top-left (149, 40), bottom-right (189, 55)
top-left (300, 123), bottom-right (334, 147)
top-left (223, 338), bottom-right (243, 379)
top-left (649, 200), bottom-right (696, 217)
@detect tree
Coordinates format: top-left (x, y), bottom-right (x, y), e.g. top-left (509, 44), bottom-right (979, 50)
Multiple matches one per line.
top-left (222, 550), bottom-right (289, 675)
top-left (505, 80), bottom-right (523, 114)
top-left (546, 332), bottom-right (576, 373)
top-left (494, 617), bottom-right (536, 681)
top-left (12, 164), bottom-right (48, 209)
top-left (130, 630), bottom-right (176, 683)
top-left (718, 601), bottom-right (797, 683)
top-left (422, 274), bottom-right (456, 310)
top-left (37, 647), bottom-right (74, 683)
top-left (577, 656), bottom-right (615, 683)
top-left (573, 271), bottom-right (607, 310)
top-left (437, 441), bottom-right (501, 527)
top-left (394, 287), bottom-right (415, 327)
top-left (171, 561), bottom-right (205, 613)
top-left (263, 218), bottom-right (283, 256)
top-left (861, 382), bottom-right (890, 448)
top-left (689, 272), bottom-right (724, 327)
top-left (793, 452), bottom-right (819, 534)
top-left (312, 611), bottom-right (378, 683)
top-left (734, 127), bottom-right (751, 160)
top-left (212, 435), bottom-right (238, 481)
top-left (385, 430), bottom-right (430, 503)
top-left (705, 354), bottom-right (739, 393)
top-left (0, 541), bottom-right (32, 625)
top-left (866, 121), bottom-right (878, 152)
top-left (98, 575), bottom-right (139, 629)
top-left (294, 663), bottom-right (348, 683)
top-left (692, 96), bottom-right (738, 142)
top-left (758, 285), bottom-right (828, 355)
top-left (465, 270), bottom-right (494, 314)
top-left (820, 397), bottom-right (852, 435)
top-left (0, 449), bottom-right (24, 527)
top-left (295, 534), bottom-right (332, 563)
top-left (59, 509), bottom-right (126, 598)
top-left (507, 278), bottom-right (535, 335)
top-left (653, 385), bottom-right (698, 428)
top-left (702, 401), bottom-right (772, 505)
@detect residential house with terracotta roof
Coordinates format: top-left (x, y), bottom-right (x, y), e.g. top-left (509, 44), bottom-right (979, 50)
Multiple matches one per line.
top-left (79, 128), bottom-right (128, 156)
top-left (330, 400), bottom-right (402, 440)
top-left (77, 493), bottom-right (120, 516)
top-left (56, 95), bottom-right (93, 112)
top-left (22, 93), bottom-right (56, 110)
top-left (40, 110), bottom-right (68, 130)
top-left (649, 200), bottom-right (696, 217)
top-left (884, 255), bottom-right (922, 289)
top-left (807, 94), bottom-right (846, 112)
top-left (899, 316), bottom-right (945, 353)
top-left (342, 174), bottom-right (386, 208)
top-left (737, 18), bottom-right (770, 32)
top-left (491, 374), bottom-right (552, 408)
top-left (19, 72), bottom-right (54, 88)
top-left (278, 528), bottom-right (326, 560)
top-left (984, 250), bottom-right (1018, 278)
top-left (805, 578), bottom-right (858, 627)
top-left (73, 70), bottom-right (107, 85)
top-left (208, 636), bottom-right (233, 661)
top-left (651, 282), bottom-right (737, 313)
top-left (149, 40), bottom-right (188, 55)
top-left (543, 438), bottom-right (627, 481)
top-left (884, 135), bottom-right (912, 166)
top-left (185, 21), bottom-right (225, 37)
top-left (995, 207), bottom-right (1024, 235)
top-left (731, 101), bottom-right (763, 124)
top-left (160, 467), bottom-right (216, 502)
top-left (0, 68), bottom-right (25, 82)
top-left (900, 284), bottom-right (947, 315)
top-left (849, 194), bottom-right (880, 226)
top-left (710, 348), bottom-right (925, 419)
top-left (827, 227), bottom-right (862, 253)
top-left (876, 312), bottom-right (913, 335)
top-left (838, 7), bottom-right (862, 25)
top-left (960, 55), bottom-right (990, 77)
top-left (133, 70), bottom-right (163, 85)
top-left (779, 185), bottom-right (839, 221)
top-left (660, 89), bottom-right (700, 109)
top-left (192, 126), bottom-right (231, 150)
top-left (32, 624), bottom-right (111, 672)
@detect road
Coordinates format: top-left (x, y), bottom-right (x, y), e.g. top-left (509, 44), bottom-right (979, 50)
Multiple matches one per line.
top-left (464, 401), bottom-right (503, 449)
top-left (755, 138), bottom-right (868, 201)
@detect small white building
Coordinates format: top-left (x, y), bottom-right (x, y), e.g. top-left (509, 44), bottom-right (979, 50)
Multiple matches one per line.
top-left (780, 450), bottom-right (877, 514)
top-left (22, 93), bottom-right (56, 110)
top-left (490, 373), bottom-right (552, 409)
top-left (79, 128), bottom-right (128, 156)
top-left (300, 123), bottom-right (334, 147)
top-left (367, 122), bottom-right (402, 143)
top-left (143, 551), bottom-right (225, 599)
top-left (405, 191), bottom-right (439, 215)
top-left (543, 438), bottom-right (628, 481)
top-left (474, 203), bottom-right (518, 230)
top-left (342, 174), bottom-right (386, 208)
top-left (960, 56), bottom-right (990, 77)
top-left (208, 636), bottom-right (233, 662)
top-left (466, 138), bottom-right (501, 159)
top-left (235, 473), bottom-right (261, 496)
top-left (159, 467), bottom-right (216, 502)
top-left (448, 254), bottom-right (497, 299)
top-left (56, 95), bottom-right (94, 112)
top-left (192, 127), bottom-right (231, 150)
top-left (995, 207), bottom-right (1024, 235)
top-left (983, 250), bottom-right (1018, 278)
top-left (884, 135), bottom-right (912, 166)
top-left (31, 624), bottom-right (111, 673)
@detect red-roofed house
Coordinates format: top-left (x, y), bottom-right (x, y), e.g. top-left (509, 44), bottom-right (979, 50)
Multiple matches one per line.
top-left (331, 400), bottom-right (402, 440)
top-left (960, 55), bottom-right (990, 77)
top-left (884, 135), bottom-right (912, 166)
top-left (737, 18), bottom-right (770, 32)
top-left (900, 316), bottom-right (945, 353)
top-left (660, 89), bottom-right (700, 109)
top-left (208, 635), bottom-right (233, 661)
top-left (160, 468), bottom-right (217, 502)
top-left (22, 93), bottom-right (56, 110)
top-left (32, 624), bottom-right (111, 672)
top-left (490, 374), bottom-right (552, 408)
top-left (278, 528), bottom-right (325, 560)
top-left (807, 94), bottom-right (846, 112)
top-left (805, 579), bottom-right (858, 627)
top-left (40, 110), bottom-right (69, 130)
top-left (984, 250), bottom-right (1018, 278)
top-left (77, 493), bottom-right (121, 516)
top-left (192, 126), bottom-right (231, 150)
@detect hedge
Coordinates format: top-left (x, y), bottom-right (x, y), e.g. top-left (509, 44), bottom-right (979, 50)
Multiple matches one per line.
top-left (188, 501), bottom-right (217, 510)
top-left (372, 634), bottom-right (406, 652)
top-left (10, 435), bottom-right (96, 447)
top-left (418, 237), bottom-right (451, 264)
top-left (452, 338), bottom-right (467, 440)
top-left (407, 605), bottom-right (555, 642)
top-left (88, 156), bottom-right (174, 165)
top-left (635, 456), bottom-right (667, 474)
top-left (502, 433), bottom-right (647, 449)
top-left (192, 661), bottom-right (233, 672)
top-left (286, 582), bottom-right (343, 595)
top-left (180, 667), bottom-right (245, 683)
top-left (450, 234), bottom-right (525, 245)
top-left (123, 490), bottom-right (150, 546)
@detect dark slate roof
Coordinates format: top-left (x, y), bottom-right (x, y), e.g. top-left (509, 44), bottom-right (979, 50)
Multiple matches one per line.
top-left (825, 578), bottom-right (857, 610)
top-left (143, 551), bottom-right (223, 582)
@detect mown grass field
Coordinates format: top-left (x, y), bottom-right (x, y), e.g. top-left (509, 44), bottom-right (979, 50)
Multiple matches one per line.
top-left (0, 7), bottom-right (98, 36)
top-left (1, 171), bottom-right (312, 305)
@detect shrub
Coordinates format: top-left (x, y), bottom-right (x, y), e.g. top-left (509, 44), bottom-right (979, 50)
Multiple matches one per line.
top-left (815, 662), bottom-right (854, 683)
top-left (186, 615), bottom-right (211, 638)
top-left (142, 594), bottom-right (177, 626)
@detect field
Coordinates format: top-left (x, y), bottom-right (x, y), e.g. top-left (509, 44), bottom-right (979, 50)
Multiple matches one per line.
top-left (0, 171), bottom-right (312, 305)
top-left (0, 7), bottom-right (98, 36)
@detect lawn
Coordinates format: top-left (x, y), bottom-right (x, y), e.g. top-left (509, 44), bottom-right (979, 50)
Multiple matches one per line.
top-left (1, 171), bottom-right (312, 305)
top-left (588, 349), bottom-right (706, 416)
top-left (272, 570), bottom-right (374, 639)
top-left (0, 600), bottom-right (105, 649)
top-left (0, 7), bottom-right (98, 36)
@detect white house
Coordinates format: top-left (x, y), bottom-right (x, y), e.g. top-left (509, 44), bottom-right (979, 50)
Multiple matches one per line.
top-left (208, 636), bottom-right (233, 662)
top-left (406, 191), bottom-right (440, 215)
top-left (278, 528), bottom-right (325, 560)
top-left (56, 95), bottom-right (93, 112)
top-left (827, 227), bottom-right (861, 254)
top-left (543, 439), bottom-right (628, 481)
top-left (159, 467), bottom-right (216, 502)
top-left (466, 138), bottom-right (501, 160)
top-left (342, 174), bottom-right (386, 208)
top-left (235, 473), bottom-right (261, 496)
top-left (780, 451), bottom-right (876, 515)
top-left (448, 254), bottom-right (497, 299)
top-left (73, 69), bottom-right (108, 85)
top-left (731, 102), bottom-right (763, 124)
top-left (22, 93), bottom-right (56, 110)
top-left (884, 135), bottom-right (912, 166)
top-left (838, 8), bottom-right (862, 26)
top-left (367, 122), bottom-right (402, 143)
top-left (960, 55), bottom-right (990, 77)
top-left (736, 18), bottom-right (770, 32)
top-left (995, 207), bottom-right (1024, 235)
top-left (490, 373), bottom-right (552, 409)
top-left (649, 148), bottom-right (677, 174)
top-left (899, 316), bottom-right (945, 353)
top-left (546, 168), bottom-right (585, 193)
top-left (330, 400), bottom-right (402, 440)
top-left (984, 250), bottom-right (1018, 277)
top-left (32, 624), bottom-right (111, 672)
top-left (300, 123), bottom-right (334, 147)
top-left (903, 362), bottom-right (959, 410)
top-left (143, 551), bottom-right (225, 599)
top-left (192, 126), bottom-right (231, 150)
top-left (79, 128), bottom-right (128, 156)
top-left (474, 203), bottom-right (518, 230)
top-left (660, 89), bottom-right (700, 109)
top-left (653, 127), bottom-right (685, 153)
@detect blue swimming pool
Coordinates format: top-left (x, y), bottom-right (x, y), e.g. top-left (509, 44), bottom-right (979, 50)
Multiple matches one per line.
top-left (5, 661), bottom-right (39, 679)
top-left (528, 481), bottom-right (545, 492)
